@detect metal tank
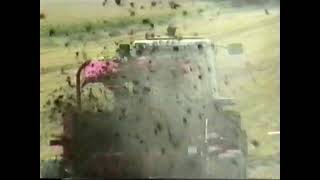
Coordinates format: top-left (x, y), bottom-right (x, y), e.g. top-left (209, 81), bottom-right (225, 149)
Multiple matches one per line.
top-left (42, 36), bottom-right (247, 179)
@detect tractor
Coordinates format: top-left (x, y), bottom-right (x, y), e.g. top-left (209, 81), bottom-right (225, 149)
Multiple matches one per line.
top-left (40, 36), bottom-right (247, 179)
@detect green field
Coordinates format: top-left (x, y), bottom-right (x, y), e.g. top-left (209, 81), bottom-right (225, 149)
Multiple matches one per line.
top-left (40, 0), bottom-right (280, 178)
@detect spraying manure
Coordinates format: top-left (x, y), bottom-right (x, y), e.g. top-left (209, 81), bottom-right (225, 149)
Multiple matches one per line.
top-left (41, 36), bottom-right (247, 179)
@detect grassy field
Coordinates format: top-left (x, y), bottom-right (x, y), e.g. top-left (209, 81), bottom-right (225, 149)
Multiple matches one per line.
top-left (40, 0), bottom-right (280, 178)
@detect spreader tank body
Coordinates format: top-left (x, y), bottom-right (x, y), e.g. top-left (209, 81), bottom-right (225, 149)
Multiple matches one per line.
top-left (48, 37), bottom-right (247, 179)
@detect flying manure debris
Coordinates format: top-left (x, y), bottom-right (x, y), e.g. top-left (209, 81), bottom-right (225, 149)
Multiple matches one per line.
top-left (167, 24), bottom-right (177, 37)
top-left (49, 28), bottom-right (55, 37)
top-left (60, 67), bottom-right (67, 75)
top-left (130, 2), bottom-right (135, 8)
top-left (40, 12), bottom-right (46, 20)
top-left (129, 9), bottom-right (135, 16)
top-left (169, 1), bottom-right (180, 9)
top-left (150, 23), bottom-right (154, 30)
top-left (42, 34), bottom-right (249, 178)
top-left (251, 139), bottom-right (260, 148)
top-left (102, 0), bottom-right (107, 6)
top-left (109, 30), bottom-right (121, 37)
top-left (85, 24), bottom-right (92, 33)
top-left (75, 51), bottom-right (79, 58)
top-left (142, 18), bottom-right (151, 25)
top-left (197, 8), bottom-right (204, 14)
top-left (128, 29), bottom-right (135, 35)
top-left (151, 1), bottom-right (157, 7)
top-left (115, 0), bottom-right (121, 6)
top-left (145, 32), bottom-right (155, 39)
top-left (64, 42), bottom-right (70, 48)
top-left (182, 10), bottom-right (188, 16)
